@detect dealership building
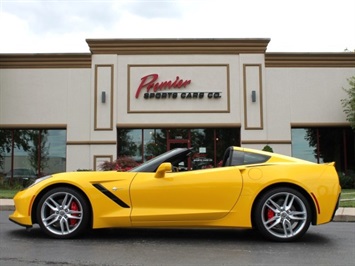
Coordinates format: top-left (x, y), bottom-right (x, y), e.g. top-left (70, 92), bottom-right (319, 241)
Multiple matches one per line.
top-left (1, 38), bottom-right (355, 177)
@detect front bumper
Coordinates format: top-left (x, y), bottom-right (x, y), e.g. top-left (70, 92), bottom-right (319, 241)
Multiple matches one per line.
top-left (8, 189), bottom-right (35, 227)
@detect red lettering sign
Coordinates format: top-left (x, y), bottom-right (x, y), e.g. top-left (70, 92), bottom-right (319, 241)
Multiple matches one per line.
top-left (135, 74), bottom-right (191, 98)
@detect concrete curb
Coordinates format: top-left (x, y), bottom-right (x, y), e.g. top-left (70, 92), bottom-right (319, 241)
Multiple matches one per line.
top-left (1, 198), bottom-right (354, 222)
top-left (333, 207), bottom-right (355, 222)
top-left (0, 199), bottom-right (15, 211)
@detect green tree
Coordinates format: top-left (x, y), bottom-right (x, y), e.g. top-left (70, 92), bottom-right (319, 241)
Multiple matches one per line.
top-left (28, 130), bottom-right (49, 175)
top-left (0, 129), bottom-right (33, 170)
top-left (305, 128), bottom-right (343, 165)
top-left (341, 76), bottom-right (355, 130)
top-left (117, 129), bottom-right (138, 157)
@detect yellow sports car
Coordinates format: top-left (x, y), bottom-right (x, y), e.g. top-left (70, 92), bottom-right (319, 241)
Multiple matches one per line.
top-left (9, 146), bottom-right (341, 242)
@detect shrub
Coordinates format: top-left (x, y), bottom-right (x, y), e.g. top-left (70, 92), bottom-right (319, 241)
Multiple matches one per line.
top-left (262, 145), bottom-right (273, 153)
top-left (100, 156), bottom-right (139, 172)
top-left (339, 171), bottom-right (355, 189)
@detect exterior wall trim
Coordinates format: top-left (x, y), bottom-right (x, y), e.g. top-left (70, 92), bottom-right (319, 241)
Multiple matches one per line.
top-left (0, 124), bottom-right (67, 129)
top-left (241, 140), bottom-right (292, 145)
top-left (291, 123), bottom-right (351, 127)
top-left (94, 64), bottom-right (114, 130)
top-left (67, 141), bottom-right (117, 145)
top-left (117, 123), bottom-right (242, 128)
top-left (0, 54), bottom-right (91, 68)
top-left (265, 52), bottom-right (355, 67)
top-left (243, 64), bottom-right (264, 129)
top-left (93, 155), bottom-right (113, 171)
top-left (127, 63), bottom-right (231, 114)
top-left (86, 38), bottom-right (270, 54)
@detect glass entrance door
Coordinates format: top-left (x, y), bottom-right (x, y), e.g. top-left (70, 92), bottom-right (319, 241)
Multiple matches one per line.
top-left (167, 129), bottom-right (191, 170)
top-left (167, 129), bottom-right (191, 150)
top-left (167, 140), bottom-right (190, 150)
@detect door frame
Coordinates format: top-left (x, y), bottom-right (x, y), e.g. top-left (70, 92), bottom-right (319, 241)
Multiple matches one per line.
top-left (167, 130), bottom-right (191, 169)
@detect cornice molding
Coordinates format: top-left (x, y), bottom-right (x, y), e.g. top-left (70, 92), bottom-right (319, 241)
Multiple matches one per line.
top-left (117, 123), bottom-right (242, 128)
top-left (291, 122), bottom-right (350, 127)
top-left (86, 38), bottom-right (271, 54)
top-left (265, 52), bottom-right (355, 67)
top-left (1, 46), bottom-right (354, 69)
top-left (241, 140), bottom-right (292, 145)
top-left (67, 141), bottom-right (117, 145)
top-left (0, 54), bottom-right (91, 69)
top-left (0, 124), bottom-right (67, 129)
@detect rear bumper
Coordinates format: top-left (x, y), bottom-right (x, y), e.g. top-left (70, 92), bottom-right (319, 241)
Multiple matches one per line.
top-left (331, 193), bottom-right (341, 220)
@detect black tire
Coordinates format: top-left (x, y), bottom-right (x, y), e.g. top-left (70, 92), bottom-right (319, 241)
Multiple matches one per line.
top-left (254, 187), bottom-right (311, 242)
top-left (36, 187), bottom-right (90, 239)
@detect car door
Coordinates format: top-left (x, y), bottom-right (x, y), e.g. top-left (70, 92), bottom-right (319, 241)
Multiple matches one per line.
top-left (129, 166), bottom-right (243, 224)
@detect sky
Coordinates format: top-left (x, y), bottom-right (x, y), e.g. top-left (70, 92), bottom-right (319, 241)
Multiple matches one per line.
top-left (0, 0), bottom-right (354, 54)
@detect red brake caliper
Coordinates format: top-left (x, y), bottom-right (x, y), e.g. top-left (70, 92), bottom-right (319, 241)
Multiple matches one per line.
top-left (267, 208), bottom-right (275, 220)
top-left (69, 201), bottom-right (79, 226)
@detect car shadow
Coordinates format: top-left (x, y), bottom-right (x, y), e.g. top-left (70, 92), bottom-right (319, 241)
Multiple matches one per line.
top-left (8, 226), bottom-right (331, 244)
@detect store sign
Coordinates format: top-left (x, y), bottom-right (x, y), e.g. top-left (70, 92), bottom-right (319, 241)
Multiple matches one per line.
top-left (135, 74), bottom-right (222, 100)
top-left (128, 65), bottom-right (229, 113)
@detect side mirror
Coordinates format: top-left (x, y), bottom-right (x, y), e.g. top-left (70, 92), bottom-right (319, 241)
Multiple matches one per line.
top-left (155, 163), bottom-right (172, 178)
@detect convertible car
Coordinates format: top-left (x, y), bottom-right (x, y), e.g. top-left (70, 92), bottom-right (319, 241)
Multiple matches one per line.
top-left (9, 146), bottom-right (341, 242)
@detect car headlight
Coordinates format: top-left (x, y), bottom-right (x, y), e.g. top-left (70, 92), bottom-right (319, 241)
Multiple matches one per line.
top-left (28, 175), bottom-right (53, 188)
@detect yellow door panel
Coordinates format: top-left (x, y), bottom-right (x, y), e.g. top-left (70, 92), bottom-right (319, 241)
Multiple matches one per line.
top-left (130, 167), bottom-right (243, 223)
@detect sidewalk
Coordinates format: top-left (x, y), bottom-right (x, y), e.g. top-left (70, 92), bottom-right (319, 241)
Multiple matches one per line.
top-left (1, 198), bottom-right (354, 222)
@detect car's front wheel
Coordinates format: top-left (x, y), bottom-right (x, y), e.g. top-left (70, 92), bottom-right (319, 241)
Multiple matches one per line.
top-left (36, 187), bottom-right (90, 239)
top-left (254, 187), bottom-right (311, 242)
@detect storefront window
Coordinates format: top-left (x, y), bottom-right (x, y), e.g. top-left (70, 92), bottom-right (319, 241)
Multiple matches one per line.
top-left (45, 130), bottom-right (66, 174)
top-left (291, 128), bottom-right (320, 163)
top-left (0, 129), bottom-right (66, 185)
top-left (291, 127), bottom-right (355, 172)
top-left (143, 129), bottom-right (166, 161)
top-left (191, 129), bottom-right (214, 169)
top-left (117, 128), bottom-right (240, 168)
top-left (168, 129), bottom-right (189, 140)
top-left (117, 129), bottom-right (141, 160)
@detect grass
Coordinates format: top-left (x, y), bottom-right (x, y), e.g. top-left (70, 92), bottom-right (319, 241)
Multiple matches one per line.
top-left (1, 186), bottom-right (354, 207)
top-left (339, 189), bottom-right (355, 207)
top-left (0, 188), bottom-right (19, 199)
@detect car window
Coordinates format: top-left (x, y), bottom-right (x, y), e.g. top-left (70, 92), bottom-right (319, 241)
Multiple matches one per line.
top-left (230, 150), bottom-right (270, 166)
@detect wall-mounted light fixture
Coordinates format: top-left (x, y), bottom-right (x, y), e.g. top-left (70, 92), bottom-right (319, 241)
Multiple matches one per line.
top-left (251, 90), bottom-right (256, 103)
top-left (101, 91), bottom-right (106, 103)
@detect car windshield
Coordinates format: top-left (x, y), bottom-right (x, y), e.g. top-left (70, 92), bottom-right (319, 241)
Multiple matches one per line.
top-left (129, 148), bottom-right (192, 173)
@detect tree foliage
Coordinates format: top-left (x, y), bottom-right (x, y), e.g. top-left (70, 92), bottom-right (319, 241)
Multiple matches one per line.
top-left (0, 129), bottom-right (33, 169)
top-left (0, 129), bottom-right (49, 175)
top-left (28, 130), bottom-right (49, 174)
top-left (341, 76), bottom-right (355, 130)
top-left (262, 145), bottom-right (274, 153)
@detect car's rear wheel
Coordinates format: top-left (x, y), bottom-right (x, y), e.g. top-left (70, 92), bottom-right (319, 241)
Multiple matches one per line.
top-left (36, 187), bottom-right (90, 239)
top-left (254, 187), bottom-right (311, 242)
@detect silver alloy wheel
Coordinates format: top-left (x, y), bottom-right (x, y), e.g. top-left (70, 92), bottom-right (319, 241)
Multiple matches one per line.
top-left (261, 191), bottom-right (308, 239)
top-left (40, 191), bottom-right (84, 236)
